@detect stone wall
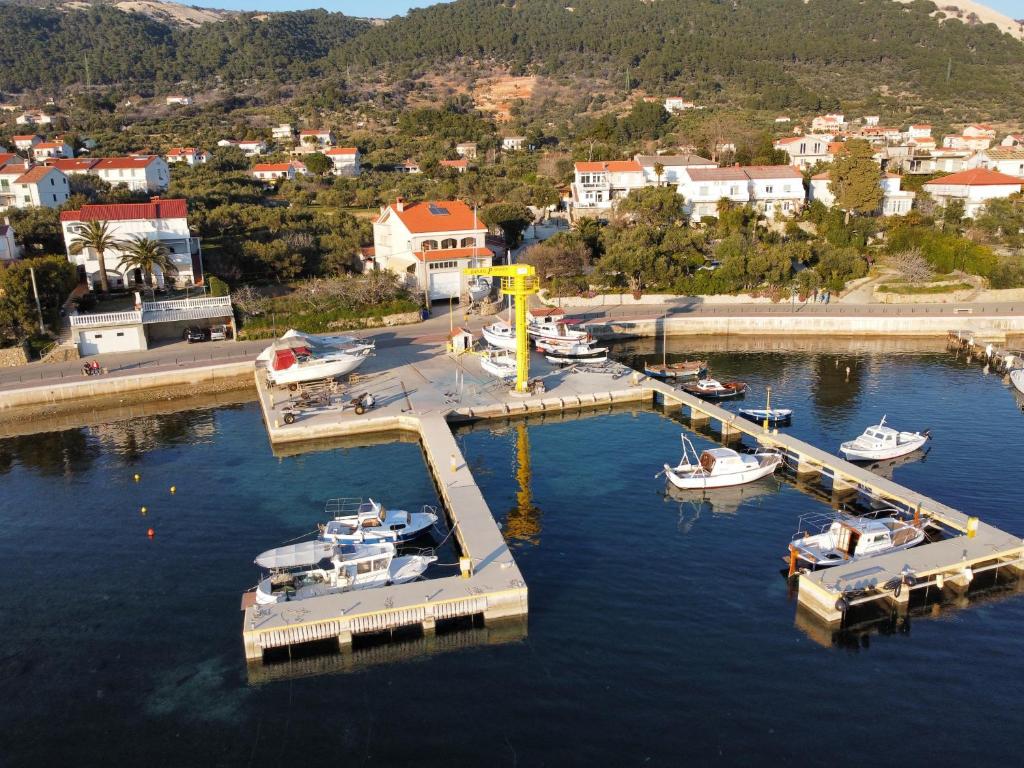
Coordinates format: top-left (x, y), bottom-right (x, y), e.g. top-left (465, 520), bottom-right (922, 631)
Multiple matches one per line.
top-left (328, 310), bottom-right (421, 330)
top-left (0, 345), bottom-right (29, 368)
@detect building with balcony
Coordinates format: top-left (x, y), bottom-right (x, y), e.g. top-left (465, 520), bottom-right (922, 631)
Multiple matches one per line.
top-left (809, 172), bottom-right (915, 216)
top-left (60, 198), bottom-right (203, 290)
top-left (570, 160), bottom-right (646, 218)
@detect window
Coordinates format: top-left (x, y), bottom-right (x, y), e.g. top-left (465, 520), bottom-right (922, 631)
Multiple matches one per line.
top-left (428, 260), bottom-right (457, 270)
top-left (116, 332), bottom-right (124, 337)
top-left (799, 143), bottom-right (806, 154)
top-left (93, 334), bottom-right (103, 339)
top-left (729, 185), bottom-right (738, 196)
top-left (765, 185), bottom-right (774, 193)
top-left (460, 237), bottom-right (475, 248)
top-left (421, 239), bottom-right (438, 251)
top-left (699, 185), bottom-right (709, 196)
top-left (440, 238), bottom-right (457, 249)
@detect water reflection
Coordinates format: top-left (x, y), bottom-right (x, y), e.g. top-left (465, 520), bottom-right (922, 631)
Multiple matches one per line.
top-left (504, 422), bottom-right (543, 545)
top-left (0, 428), bottom-right (99, 476)
top-left (810, 355), bottom-right (865, 415)
top-left (663, 478), bottom-right (782, 533)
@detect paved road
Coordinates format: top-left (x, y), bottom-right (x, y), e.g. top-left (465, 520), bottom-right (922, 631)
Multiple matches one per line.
top-left (2, 298), bottom-right (1021, 392)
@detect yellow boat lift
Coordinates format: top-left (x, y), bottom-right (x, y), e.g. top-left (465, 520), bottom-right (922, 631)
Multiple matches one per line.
top-left (463, 264), bottom-right (539, 393)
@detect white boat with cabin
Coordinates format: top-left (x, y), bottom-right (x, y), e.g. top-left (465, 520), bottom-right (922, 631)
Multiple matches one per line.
top-left (258, 329), bottom-right (374, 387)
top-left (839, 416), bottom-right (930, 461)
top-left (660, 435), bottom-right (783, 489)
top-left (320, 498), bottom-right (439, 544)
top-left (481, 321), bottom-right (518, 351)
top-left (788, 511), bottom-right (926, 569)
top-left (480, 348), bottom-right (517, 379)
top-left (253, 540), bottom-right (436, 604)
top-left (526, 308), bottom-right (590, 343)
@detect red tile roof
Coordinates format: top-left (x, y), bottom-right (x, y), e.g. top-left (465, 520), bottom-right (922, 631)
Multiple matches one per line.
top-left (440, 159), bottom-right (468, 168)
top-left (34, 141), bottom-right (66, 150)
top-left (48, 158), bottom-right (98, 171)
top-left (252, 163), bottom-right (293, 173)
top-left (0, 153), bottom-right (17, 167)
top-left (925, 168), bottom-right (1024, 187)
top-left (412, 246), bottom-right (490, 262)
top-left (60, 199), bottom-right (189, 222)
top-left (13, 134), bottom-right (39, 142)
top-left (387, 200), bottom-right (484, 235)
top-left (166, 147), bottom-right (197, 155)
top-left (14, 166), bottom-right (60, 184)
top-left (326, 147), bottom-right (358, 155)
top-left (574, 161), bottom-right (642, 173)
top-left (93, 156), bottom-right (160, 170)
top-left (743, 165), bottom-right (803, 179)
top-left (686, 167), bottom-right (749, 182)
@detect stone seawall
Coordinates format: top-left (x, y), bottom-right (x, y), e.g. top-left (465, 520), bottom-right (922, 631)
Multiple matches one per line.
top-left (0, 346), bottom-right (29, 368)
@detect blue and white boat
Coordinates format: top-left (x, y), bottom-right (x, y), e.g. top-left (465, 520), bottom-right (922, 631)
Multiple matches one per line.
top-left (319, 498), bottom-right (438, 544)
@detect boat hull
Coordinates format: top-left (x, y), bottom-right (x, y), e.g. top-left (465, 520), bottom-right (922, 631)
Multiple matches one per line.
top-left (481, 326), bottom-right (517, 351)
top-left (663, 456), bottom-right (781, 489)
top-left (792, 532), bottom-right (926, 569)
top-left (644, 363), bottom-right (707, 380)
top-left (739, 408), bottom-right (792, 425)
top-left (839, 434), bottom-right (928, 461)
top-left (1011, 369), bottom-right (1024, 396)
top-left (267, 354), bottom-right (368, 386)
top-left (683, 383), bottom-right (747, 400)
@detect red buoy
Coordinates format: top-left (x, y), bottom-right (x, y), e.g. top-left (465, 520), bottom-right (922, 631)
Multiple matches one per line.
top-left (147, 527), bottom-right (155, 538)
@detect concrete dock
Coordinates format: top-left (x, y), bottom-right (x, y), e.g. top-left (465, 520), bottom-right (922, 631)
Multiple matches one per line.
top-left (244, 332), bottom-right (1024, 660)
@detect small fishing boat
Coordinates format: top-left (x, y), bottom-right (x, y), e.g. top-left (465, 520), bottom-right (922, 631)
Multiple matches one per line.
top-left (258, 330), bottom-right (375, 387)
top-left (481, 321), bottom-right (517, 351)
top-left (839, 416), bottom-right (930, 461)
top-left (480, 348), bottom-right (517, 379)
top-left (645, 321), bottom-right (706, 379)
top-left (320, 498), bottom-right (438, 544)
top-left (1010, 369), bottom-right (1024, 396)
top-left (253, 541), bottom-right (436, 604)
top-left (659, 435), bottom-right (783, 489)
top-left (738, 387), bottom-right (792, 426)
top-left (526, 308), bottom-right (590, 344)
top-left (788, 511), bottom-right (926, 570)
top-left (536, 338), bottom-right (608, 364)
top-left (467, 276), bottom-right (491, 302)
top-left (681, 377), bottom-right (748, 400)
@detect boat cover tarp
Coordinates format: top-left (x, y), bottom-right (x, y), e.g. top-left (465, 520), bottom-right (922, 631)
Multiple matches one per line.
top-left (256, 541), bottom-right (337, 570)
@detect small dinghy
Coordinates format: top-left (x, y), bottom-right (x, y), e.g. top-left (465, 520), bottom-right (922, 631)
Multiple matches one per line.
top-left (480, 348), bottom-right (517, 379)
top-left (787, 511), bottom-right (926, 570)
top-left (253, 541), bottom-right (436, 604)
top-left (839, 416), bottom-right (930, 461)
top-left (320, 498), bottom-right (438, 544)
top-left (659, 435), bottom-right (783, 489)
top-left (1010, 369), bottom-right (1024, 396)
top-left (738, 387), bottom-right (792, 426)
top-left (682, 377), bottom-right (748, 400)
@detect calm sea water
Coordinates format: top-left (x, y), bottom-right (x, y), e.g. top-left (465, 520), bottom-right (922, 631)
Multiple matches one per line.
top-left (2, 341), bottom-right (1023, 767)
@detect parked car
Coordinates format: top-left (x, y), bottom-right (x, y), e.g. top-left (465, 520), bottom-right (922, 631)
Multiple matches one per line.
top-left (209, 324), bottom-right (227, 341)
top-left (183, 326), bottom-right (210, 343)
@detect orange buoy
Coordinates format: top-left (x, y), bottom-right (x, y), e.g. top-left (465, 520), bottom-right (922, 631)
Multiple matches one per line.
top-left (147, 527), bottom-right (155, 538)
top-left (787, 544), bottom-right (798, 578)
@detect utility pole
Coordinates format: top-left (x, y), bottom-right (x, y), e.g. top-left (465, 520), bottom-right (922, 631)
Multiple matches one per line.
top-left (946, 58), bottom-right (952, 82)
top-left (29, 266), bottom-right (45, 334)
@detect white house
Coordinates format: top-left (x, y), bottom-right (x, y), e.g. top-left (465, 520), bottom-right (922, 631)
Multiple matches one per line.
top-left (905, 149), bottom-right (972, 175)
top-left (272, 123), bottom-right (295, 142)
top-left (0, 165), bottom-right (70, 211)
top-left (774, 135), bottom-right (834, 169)
top-left (742, 166), bottom-right (805, 219)
top-left (1001, 134), bottom-right (1024, 148)
top-left (907, 124), bottom-right (932, 140)
top-left (0, 152), bottom-right (20, 170)
top-left (298, 129), bottom-right (334, 148)
top-left (664, 97), bottom-right (695, 113)
top-left (811, 114), bottom-right (845, 132)
top-left (32, 140), bottom-right (73, 160)
top-left (165, 95), bottom-right (192, 107)
top-left (165, 147), bottom-right (209, 166)
top-left (456, 142), bottom-right (478, 159)
top-left (439, 159), bottom-right (469, 174)
top-left (15, 111), bottom-right (52, 126)
top-left (13, 135), bottom-right (41, 152)
top-left (502, 136), bottom-right (526, 151)
top-left (943, 129), bottom-right (994, 151)
top-left (60, 198), bottom-right (203, 290)
top-left (0, 220), bottom-right (21, 263)
top-left (394, 159), bottom-right (422, 174)
top-left (923, 168), bottom-right (1023, 218)
top-left (93, 156), bottom-right (169, 192)
top-left (809, 172), bottom-right (915, 216)
top-left (371, 198), bottom-right (495, 301)
top-left (774, 116), bottom-right (791, 124)
top-left (634, 153), bottom-right (717, 185)
top-left (238, 140), bottom-right (266, 157)
top-left (863, 115), bottom-right (880, 127)
top-left (325, 147), bottom-right (361, 177)
top-left (252, 162), bottom-right (300, 181)
top-left (968, 147), bottom-right (1024, 178)
top-left (570, 160), bottom-right (646, 216)
top-left (677, 167), bottom-right (750, 220)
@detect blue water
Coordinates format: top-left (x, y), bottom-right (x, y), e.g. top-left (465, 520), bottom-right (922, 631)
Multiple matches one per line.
top-left (2, 344), bottom-right (1023, 766)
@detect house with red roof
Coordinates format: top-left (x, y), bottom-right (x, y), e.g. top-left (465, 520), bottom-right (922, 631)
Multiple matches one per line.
top-left (165, 147), bottom-right (209, 166)
top-left (923, 168), bottom-right (1023, 218)
top-left (570, 160), bottom-right (646, 216)
top-left (371, 197), bottom-right (496, 301)
top-left (0, 164), bottom-right (69, 211)
top-left (15, 111), bottom-right (52, 127)
top-left (1001, 133), bottom-right (1024, 148)
top-left (773, 135), bottom-right (834, 169)
top-left (60, 198), bottom-right (203, 290)
top-left (251, 162), bottom-right (304, 181)
top-left (676, 165), bottom-right (805, 221)
top-left (13, 134), bottom-right (42, 152)
top-left (439, 158), bottom-right (468, 174)
top-left (326, 147), bottom-right (361, 177)
top-left (31, 139), bottom-right (73, 160)
top-left (92, 155), bottom-right (169, 192)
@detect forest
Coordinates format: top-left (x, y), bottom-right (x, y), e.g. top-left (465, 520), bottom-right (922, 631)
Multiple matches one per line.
top-left (1, 0), bottom-right (1023, 114)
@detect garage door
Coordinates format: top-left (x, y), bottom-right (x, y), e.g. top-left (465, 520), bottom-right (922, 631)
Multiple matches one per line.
top-left (78, 329), bottom-right (143, 355)
top-left (428, 270), bottom-right (461, 301)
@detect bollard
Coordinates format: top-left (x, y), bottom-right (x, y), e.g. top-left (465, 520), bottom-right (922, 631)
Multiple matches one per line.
top-left (459, 557), bottom-right (472, 578)
top-left (966, 516), bottom-right (979, 539)
top-left (450, 453), bottom-right (458, 472)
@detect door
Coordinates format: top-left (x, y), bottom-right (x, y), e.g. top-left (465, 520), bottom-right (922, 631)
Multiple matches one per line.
top-left (428, 270), bottom-right (461, 301)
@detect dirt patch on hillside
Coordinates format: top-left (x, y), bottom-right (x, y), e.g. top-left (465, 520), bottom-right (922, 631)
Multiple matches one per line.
top-left (473, 76), bottom-right (537, 122)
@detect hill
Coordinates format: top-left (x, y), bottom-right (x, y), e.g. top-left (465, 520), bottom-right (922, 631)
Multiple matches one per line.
top-left (1, 0), bottom-right (231, 27)
top-left (893, 0), bottom-right (1024, 41)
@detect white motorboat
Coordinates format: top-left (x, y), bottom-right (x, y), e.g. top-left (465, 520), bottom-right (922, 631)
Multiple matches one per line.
top-left (659, 435), bottom-right (783, 489)
top-left (525, 308), bottom-right (590, 343)
top-left (481, 321), bottom-right (518, 351)
top-left (259, 329), bottom-right (374, 388)
top-left (788, 511), bottom-right (926, 569)
top-left (1010, 369), bottom-right (1024, 396)
top-left (480, 348), bottom-right (517, 379)
top-left (319, 498), bottom-right (438, 544)
top-left (839, 416), bottom-right (930, 461)
top-left (254, 540), bottom-right (436, 605)
top-left (536, 338), bottom-right (608, 364)
top-left (467, 276), bottom-right (492, 302)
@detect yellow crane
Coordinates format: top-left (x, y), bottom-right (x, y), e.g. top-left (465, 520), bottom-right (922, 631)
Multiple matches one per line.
top-left (463, 263), bottom-right (539, 393)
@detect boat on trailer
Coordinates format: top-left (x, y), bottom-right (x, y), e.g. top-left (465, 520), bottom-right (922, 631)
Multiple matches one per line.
top-left (481, 321), bottom-right (517, 351)
top-left (319, 498), bottom-right (438, 545)
top-left (659, 435), bottom-right (783, 489)
top-left (536, 338), bottom-right (608, 364)
top-left (258, 330), bottom-right (375, 388)
top-left (467, 276), bottom-right (491, 302)
top-left (839, 416), bottom-right (930, 461)
top-left (788, 511), bottom-right (927, 570)
top-left (681, 377), bottom-right (748, 400)
top-left (253, 540), bottom-right (436, 604)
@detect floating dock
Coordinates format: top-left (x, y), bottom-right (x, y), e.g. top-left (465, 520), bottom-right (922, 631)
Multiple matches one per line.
top-left (245, 333), bottom-right (1024, 661)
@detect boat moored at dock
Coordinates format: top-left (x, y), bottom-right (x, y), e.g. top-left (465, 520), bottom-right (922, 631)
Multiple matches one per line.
top-left (480, 348), bottom-right (518, 379)
top-left (839, 417), bottom-right (930, 461)
top-left (681, 378), bottom-right (748, 400)
top-left (660, 435), bottom-right (783, 489)
top-left (320, 498), bottom-right (439, 544)
top-left (788, 511), bottom-right (927, 570)
top-left (644, 360), bottom-right (708, 380)
top-left (1010, 369), bottom-right (1024, 396)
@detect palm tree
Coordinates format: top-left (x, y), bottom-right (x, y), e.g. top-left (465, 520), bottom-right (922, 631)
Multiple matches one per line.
top-left (117, 235), bottom-right (178, 290)
top-left (653, 161), bottom-right (665, 187)
top-left (68, 220), bottom-right (120, 293)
